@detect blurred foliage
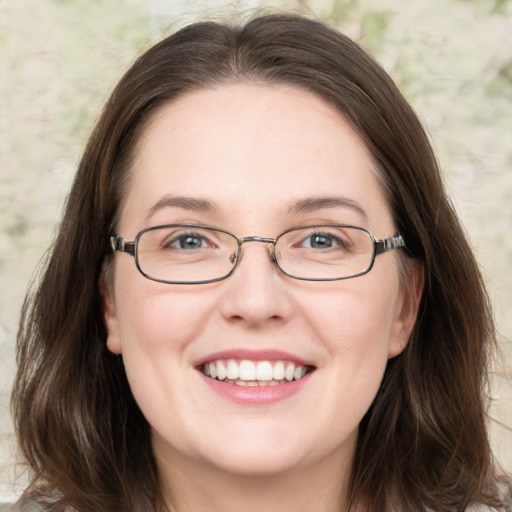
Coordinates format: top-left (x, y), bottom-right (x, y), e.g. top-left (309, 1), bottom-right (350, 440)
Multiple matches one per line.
top-left (328, 0), bottom-right (358, 24)
top-left (491, 59), bottom-right (512, 97)
top-left (359, 9), bottom-right (392, 54)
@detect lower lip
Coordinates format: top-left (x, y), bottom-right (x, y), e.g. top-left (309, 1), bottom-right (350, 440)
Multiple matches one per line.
top-left (199, 371), bottom-right (314, 405)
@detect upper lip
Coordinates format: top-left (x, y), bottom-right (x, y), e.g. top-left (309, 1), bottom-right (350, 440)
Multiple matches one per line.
top-left (193, 349), bottom-right (314, 368)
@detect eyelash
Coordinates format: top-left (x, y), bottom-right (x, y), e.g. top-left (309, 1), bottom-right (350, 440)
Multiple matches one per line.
top-left (294, 230), bottom-right (350, 249)
top-left (162, 232), bottom-right (214, 250)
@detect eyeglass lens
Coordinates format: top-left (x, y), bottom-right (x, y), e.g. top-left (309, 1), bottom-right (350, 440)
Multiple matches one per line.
top-left (135, 225), bottom-right (375, 283)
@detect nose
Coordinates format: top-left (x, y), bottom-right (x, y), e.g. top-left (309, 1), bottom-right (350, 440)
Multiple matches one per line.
top-left (218, 240), bottom-right (293, 327)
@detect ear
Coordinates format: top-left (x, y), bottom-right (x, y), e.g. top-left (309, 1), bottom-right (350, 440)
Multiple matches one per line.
top-left (388, 260), bottom-right (424, 359)
top-left (99, 270), bottom-right (122, 355)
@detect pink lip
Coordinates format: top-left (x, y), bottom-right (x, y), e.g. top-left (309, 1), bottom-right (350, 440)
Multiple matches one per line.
top-left (194, 349), bottom-right (316, 405)
top-left (193, 349), bottom-right (313, 367)
top-left (199, 370), bottom-right (314, 405)
top-left (194, 349), bottom-right (314, 405)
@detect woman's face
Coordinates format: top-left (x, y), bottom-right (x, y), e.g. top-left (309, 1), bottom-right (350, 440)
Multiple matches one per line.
top-left (104, 83), bottom-right (421, 480)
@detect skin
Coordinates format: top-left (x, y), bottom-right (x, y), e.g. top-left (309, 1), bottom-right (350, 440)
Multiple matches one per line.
top-left (103, 83), bottom-right (423, 512)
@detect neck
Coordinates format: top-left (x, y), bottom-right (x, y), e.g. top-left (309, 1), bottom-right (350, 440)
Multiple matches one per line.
top-left (156, 447), bottom-right (354, 512)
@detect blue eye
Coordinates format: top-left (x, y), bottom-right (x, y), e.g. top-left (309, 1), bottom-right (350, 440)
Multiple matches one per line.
top-left (302, 232), bottom-right (346, 249)
top-left (165, 233), bottom-right (210, 250)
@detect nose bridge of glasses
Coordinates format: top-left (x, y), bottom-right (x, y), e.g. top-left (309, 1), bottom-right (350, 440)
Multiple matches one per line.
top-left (239, 236), bottom-right (276, 245)
top-left (236, 236), bottom-right (277, 263)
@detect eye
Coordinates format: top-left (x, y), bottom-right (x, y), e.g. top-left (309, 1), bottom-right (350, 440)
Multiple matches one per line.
top-left (300, 231), bottom-right (348, 250)
top-left (163, 232), bottom-right (213, 250)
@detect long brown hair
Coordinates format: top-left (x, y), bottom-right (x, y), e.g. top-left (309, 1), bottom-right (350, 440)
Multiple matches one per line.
top-left (12, 13), bottom-right (508, 511)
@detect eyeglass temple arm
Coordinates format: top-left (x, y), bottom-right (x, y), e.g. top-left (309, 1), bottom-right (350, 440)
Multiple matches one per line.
top-left (110, 236), bottom-right (136, 256)
top-left (374, 235), bottom-right (405, 256)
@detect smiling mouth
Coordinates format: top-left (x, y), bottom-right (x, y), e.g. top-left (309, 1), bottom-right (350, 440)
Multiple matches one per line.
top-left (200, 359), bottom-right (314, 387)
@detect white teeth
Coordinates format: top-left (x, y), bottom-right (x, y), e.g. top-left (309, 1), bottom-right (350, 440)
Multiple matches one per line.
top-left (285, 362), bottom-right (295, 382)
top-left (256, 361), bottom-right (273, 380)
top-left (216, 360), bottom-right (227, 381)
top-left (294, 365), bottom-right (306, 380)
top-left (221, 378), bottom-right (291, 387)
top-left (273, 361), bottom-right (285, 380)
top-left (239, 360), bottom-right (256, 381)
top-left (226, 359), bottom-right (239, 380)
top-left (201, 359), bottom-right (311, 385)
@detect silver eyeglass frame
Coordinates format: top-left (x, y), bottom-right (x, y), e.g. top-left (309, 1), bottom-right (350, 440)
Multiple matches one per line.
top-left (110, 223), bottom-right (405, 285)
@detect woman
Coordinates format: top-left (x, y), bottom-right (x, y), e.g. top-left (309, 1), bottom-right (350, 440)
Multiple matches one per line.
top-left (11, 13), bottom-right (511, 512)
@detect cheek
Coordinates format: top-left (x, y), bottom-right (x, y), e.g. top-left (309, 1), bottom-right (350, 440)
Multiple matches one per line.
top-left (116, 294), bottom-right (209, 373)
top-left (302, 277), bottom-right (399, 352)
top-left (113, 286), bottom-right (212, 438)
top-left (113, 254), bottom-right (211, 347)
top-left (111, 267), bottom-right (205, 376)
top-left (299, 277), bottom-right (400, 413)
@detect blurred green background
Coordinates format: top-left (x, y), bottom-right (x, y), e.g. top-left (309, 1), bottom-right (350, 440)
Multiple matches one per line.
top-left (1, 0), bottom-right (511, 504)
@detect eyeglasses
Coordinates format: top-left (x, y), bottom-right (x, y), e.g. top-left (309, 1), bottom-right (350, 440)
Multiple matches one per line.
top-left (110, 224), bottom-right (405, 284)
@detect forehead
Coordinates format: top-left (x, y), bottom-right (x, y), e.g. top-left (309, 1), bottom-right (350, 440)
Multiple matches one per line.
top-left (119, 83), bottom-right (393, 234)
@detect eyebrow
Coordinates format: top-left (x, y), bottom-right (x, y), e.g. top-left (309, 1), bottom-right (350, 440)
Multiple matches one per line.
top-left (145, 195), bottom-right (217, 221)
top-left (144, 194), bottom-right (368, 223)
top-left (287, 196), bottom-right (368, 221)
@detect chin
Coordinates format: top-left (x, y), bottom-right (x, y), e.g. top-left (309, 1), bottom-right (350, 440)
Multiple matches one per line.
top-left (194, 425), bottom-right (310, 476)
top-left (205, 448), bottom-right (305, 477)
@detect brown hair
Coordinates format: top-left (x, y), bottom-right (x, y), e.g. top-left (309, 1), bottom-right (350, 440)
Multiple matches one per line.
top-left (12, 13), bottom-right (508, 511)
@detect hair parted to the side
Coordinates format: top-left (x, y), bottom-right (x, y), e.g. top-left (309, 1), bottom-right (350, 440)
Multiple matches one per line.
top-left (12, 12), bottom-right (509, 512)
